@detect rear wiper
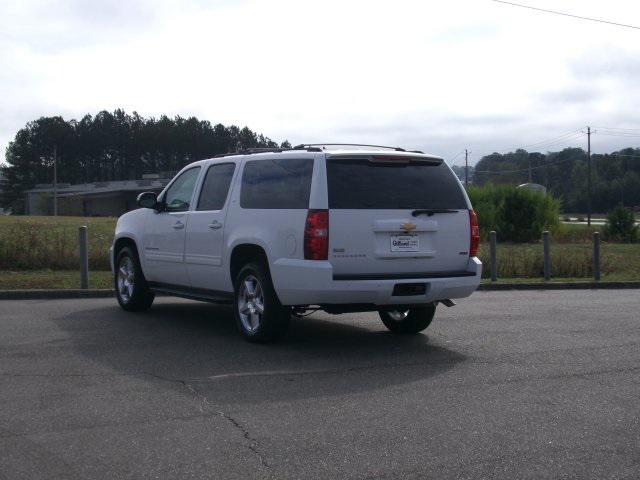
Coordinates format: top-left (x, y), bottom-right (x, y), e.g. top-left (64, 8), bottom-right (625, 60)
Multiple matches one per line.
top-left (411, 209), bottom-right (458, 217)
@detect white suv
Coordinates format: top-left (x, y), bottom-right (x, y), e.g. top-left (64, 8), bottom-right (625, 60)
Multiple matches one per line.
top-left (111, 145), bottom-right (481, 342)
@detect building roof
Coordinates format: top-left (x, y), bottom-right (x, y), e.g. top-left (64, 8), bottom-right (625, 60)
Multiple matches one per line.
top-left (25, 178), bottom-right (171, 197)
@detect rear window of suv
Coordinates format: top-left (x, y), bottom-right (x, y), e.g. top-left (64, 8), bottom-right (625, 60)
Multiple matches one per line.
top-left (326, 158), bottom-right (467, 209)
top-left (241, 158), bottom-right (314, 209)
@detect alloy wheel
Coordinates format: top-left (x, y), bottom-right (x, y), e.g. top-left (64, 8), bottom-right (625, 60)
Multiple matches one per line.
top-left (117, 256), bottom-right (135, 303)
top-left (387, 310), bottom-right (410, 321)
top-left (238, 275), bottom-right (265, 333)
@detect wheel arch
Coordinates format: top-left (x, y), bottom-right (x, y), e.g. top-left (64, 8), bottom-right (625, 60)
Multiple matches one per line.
top-left (229, 243), bottom-right (269, 285)
top-left (113, 236), bottom-right (139, 265)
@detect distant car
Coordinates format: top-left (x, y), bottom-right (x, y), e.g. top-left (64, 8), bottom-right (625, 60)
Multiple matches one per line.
top-left (110, 144), bottom-right (482, 342)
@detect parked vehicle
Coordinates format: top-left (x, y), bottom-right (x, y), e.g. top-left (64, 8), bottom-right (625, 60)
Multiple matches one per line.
top-left (110, 145), bottom-right (481, 342)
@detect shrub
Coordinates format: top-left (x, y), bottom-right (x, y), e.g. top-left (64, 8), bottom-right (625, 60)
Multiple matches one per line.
top-left (604, 206), bottom-right (638, 243)
top-left (467, 184), bottom-right (560, 242)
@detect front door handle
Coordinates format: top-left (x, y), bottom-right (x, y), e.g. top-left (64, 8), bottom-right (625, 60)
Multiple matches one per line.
top-left (172, 221), bottom-right (185, 230)
top-left (208, 220), bottom-right (223, 230)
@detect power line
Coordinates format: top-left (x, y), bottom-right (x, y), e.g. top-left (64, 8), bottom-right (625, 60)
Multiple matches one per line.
top-left (593, 126), bottom-right (640, 132)
top-left (475, 149), bottom-right (640, 175)
top-left (518, 129), bottom-right (584, 149)
top-left (473, 130), bottom-right (584, 159)
top-left (594, 132), bottom-right (640, 138)
top-left (447, 151), bottom-right (464, 164)
top-left (474, 155), bottom-right (576, 174)
top-left (470, 126), bottom-right (639, 175)
top-left (527, 132), bottom-right (585, 150)
top-left (488, 0), bottom-right (640, 31)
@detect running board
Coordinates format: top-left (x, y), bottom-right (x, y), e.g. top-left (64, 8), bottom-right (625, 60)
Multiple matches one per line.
top-left (147, 282), bottom-right (233, 304)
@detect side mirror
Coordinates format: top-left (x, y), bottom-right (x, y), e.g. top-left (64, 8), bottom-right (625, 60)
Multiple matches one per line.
top-left (137, 192), bottom-right (159, 210)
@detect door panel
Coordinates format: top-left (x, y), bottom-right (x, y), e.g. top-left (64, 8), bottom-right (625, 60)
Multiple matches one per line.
top-left (141, 166), bottom-right (201, 285)
top-left (184, 211), bottom-right (227, 289)
top-left (143, 211), bottom-right (189, 284)
top-left (184, 162), bottom-right (236, 292)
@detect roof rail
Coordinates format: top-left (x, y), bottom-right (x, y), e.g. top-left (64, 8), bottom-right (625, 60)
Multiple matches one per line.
top-left (292, 143), bottom-right (423, 153)
top-left (213, 146), bottom-right (322, 158)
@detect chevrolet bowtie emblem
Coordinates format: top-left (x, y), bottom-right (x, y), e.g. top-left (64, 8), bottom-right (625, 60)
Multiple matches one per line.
top-left (401, 223), bottom-right (417, 232)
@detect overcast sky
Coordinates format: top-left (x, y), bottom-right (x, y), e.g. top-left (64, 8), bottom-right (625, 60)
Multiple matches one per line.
top-left (1, 0), bottom-right (639, 166)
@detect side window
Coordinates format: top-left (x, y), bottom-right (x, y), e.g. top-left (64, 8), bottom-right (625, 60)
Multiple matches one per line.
top-left (240, 158), bottom-right (314, 209)
top-left (163, 167), bottom-right (201, 212)
top-left (197, 163), bottom-right (236, 211)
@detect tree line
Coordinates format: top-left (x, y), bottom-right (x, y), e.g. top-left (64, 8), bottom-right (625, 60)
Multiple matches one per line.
top-left (471, 147), bottom-right (640, 213)
top-left (1, 109), bottom-right (289, 212)
top-left (3, 110), bottom-right (638, 214)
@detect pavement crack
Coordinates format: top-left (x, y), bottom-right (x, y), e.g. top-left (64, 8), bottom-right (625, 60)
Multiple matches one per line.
top-left (152, 373), bottom-right (273, 473)
top-left (217, 410), bottom-right (271, 471)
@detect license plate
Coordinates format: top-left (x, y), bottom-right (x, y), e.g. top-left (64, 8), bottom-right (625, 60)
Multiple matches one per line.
top-left (390, 234), bottom-right (419, 252)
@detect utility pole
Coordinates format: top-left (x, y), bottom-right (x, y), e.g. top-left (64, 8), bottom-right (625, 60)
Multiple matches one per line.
top-left (465, 149), bottom-right (469, 187)
top-left (528, 157), bottom-right (532, 183)
top-left (53, 146), bottom-right (58, 217)
top-left (587, 126), bottom-right (591, 227)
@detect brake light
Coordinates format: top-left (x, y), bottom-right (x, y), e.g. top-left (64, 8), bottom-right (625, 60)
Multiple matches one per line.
top-left (304, 209), bottom-right (329, 260)
top-left (469, 209), bottom-right (480, 257)
top-left (370, 155), bottom-right (409, 163)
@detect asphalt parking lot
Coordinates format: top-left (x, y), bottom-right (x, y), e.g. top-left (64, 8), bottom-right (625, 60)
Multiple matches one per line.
top-left (1, 291), bottom-right (639, 479)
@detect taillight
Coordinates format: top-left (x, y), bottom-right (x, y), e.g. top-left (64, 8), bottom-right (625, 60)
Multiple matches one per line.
top-left (304, 209), bottom-right (329, 260)
top-left (469, 209), bottom-right (480, 257)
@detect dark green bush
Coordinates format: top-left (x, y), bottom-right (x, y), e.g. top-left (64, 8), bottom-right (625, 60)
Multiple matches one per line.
top-left (467, 184), bottom-right (560, 242)
top-left (604, 206), bottom-right (638, 243)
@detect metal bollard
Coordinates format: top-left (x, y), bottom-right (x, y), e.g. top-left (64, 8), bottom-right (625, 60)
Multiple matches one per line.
top-left (489, 230), bottom-right (497, 282)
top-left (79, 226), bottom-right (89, 289)
top-left (593, 231), bottom-right (601, 282)
top-left (543, 231), bottom-right (551, 281)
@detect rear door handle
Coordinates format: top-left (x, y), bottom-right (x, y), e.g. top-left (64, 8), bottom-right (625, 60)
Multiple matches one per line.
top-left (208, 220), bottom-right (223, 230)
top-left (172, 221), bottom-right (185, 230)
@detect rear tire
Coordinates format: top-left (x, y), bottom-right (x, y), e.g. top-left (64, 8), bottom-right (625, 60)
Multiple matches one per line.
top-left (114, 246), bottom-right (155, 312)
top-left (233, 262), bottom-right (291, 342)
top-left (379, 305), bottom-right (436, 334)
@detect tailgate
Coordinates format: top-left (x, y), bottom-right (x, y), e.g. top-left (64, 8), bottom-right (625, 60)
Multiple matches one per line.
top-left (325, 154), bottom-right (471, 278)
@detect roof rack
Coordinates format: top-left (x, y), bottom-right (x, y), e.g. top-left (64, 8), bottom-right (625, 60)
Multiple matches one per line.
top-left (213, 146), bottom-right (324, 158)
top-left (211, 144), bottom-right (425, 159)
top-left (292, 143), bottom-right (424, 154)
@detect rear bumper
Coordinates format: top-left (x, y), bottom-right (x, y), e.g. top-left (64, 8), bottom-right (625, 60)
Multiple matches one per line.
top-left (271, 257), bottom-right (482, 306)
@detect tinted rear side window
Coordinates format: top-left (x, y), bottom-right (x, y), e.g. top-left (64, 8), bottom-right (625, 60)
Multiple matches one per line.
top-left (327, 158), bottom-right (467, 209)
top-left (241, 158), bottom-right (314, 209)
top-left (197, 163), bottom-right (236, 211)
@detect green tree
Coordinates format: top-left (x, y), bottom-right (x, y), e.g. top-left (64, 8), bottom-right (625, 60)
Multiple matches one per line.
top-left (1, 110), bottom-right (284, 210)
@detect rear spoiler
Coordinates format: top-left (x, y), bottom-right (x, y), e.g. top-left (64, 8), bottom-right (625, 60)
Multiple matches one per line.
top-left (326, 153), bottom-right (443, 166)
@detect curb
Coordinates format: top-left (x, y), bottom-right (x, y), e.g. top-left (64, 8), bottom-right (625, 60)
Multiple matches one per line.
top-left (478, 281), bottom-right (640, 290)
top-left (1, 281), bottom-right (639, 300)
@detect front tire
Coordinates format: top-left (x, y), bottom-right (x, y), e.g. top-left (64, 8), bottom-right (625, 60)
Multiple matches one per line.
top-left (115, 246), bottom-right (155, 312)
top-left (233, 262), bottom-right (291, 342)
top-left (379, 305), bottom-right (436, 334)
